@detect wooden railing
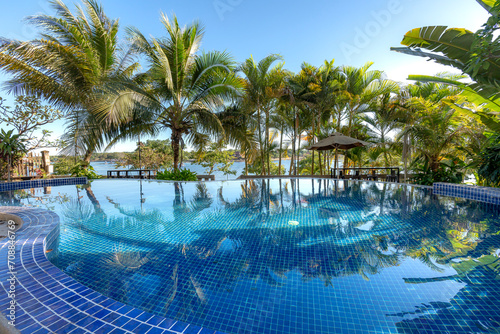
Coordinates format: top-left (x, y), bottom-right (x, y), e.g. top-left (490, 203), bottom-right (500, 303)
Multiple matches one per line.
top-left (107, 170), bottom-right (157, 179)
top-left (197, 175), bottom-right (215, 181)
top-left (107, 170), bottom-right (215, 181)
top-left (14, 152), bottom-right (50, 179)
top-left (330, 167), bottom-right (401, 183)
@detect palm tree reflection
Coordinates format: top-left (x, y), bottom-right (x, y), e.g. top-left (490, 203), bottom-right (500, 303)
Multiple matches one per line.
top-left (52, 179), bottom-right (500, 330)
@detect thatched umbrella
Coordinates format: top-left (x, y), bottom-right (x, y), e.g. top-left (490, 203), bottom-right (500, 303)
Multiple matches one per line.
top-left (307, 132), bottom-right (369, 177)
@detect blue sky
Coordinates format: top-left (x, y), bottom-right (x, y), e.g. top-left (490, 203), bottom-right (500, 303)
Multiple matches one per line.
top-left (0, 0), bottom-right (490, 153)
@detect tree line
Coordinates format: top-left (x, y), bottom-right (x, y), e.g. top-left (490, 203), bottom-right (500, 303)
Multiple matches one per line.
top-left (0, 0), bottom-right (499, 186)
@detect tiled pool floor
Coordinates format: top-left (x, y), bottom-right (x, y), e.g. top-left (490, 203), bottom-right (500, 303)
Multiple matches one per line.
top-left (1, 178), bottom-right (500, 334)
top-left (0, 206), bottom-right (220, 334)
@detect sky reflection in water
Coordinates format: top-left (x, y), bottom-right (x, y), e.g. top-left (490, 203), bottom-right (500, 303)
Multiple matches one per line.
top-left (2, 179), bottom-right (500, 334)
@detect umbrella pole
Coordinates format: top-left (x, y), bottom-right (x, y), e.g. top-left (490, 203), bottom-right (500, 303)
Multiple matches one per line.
top-left (334, 147), bottom-right (338, 178)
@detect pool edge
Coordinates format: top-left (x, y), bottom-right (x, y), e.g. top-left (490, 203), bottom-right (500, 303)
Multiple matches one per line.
top-left (0, 206), bottom-right (221, 334)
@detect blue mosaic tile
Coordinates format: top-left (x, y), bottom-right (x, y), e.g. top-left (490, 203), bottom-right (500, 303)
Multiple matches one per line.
top-left (0, 177), bottom-right (87, 192)
top-left (84, 319), bottom-right (106, 331)
top-left (111, 315), bottom-right (132, 327)
top-left (145, 328), bottom-right (165, 334)
top-left (133, 323), bottom-right (155, 333)
top-left (108, 328), bottom-right (128, 334)
top-left (93, 324), bottom-right (117, 334)
top-left (48, 319), bottom-right (71, 332)
top-left (2, 179), bottom-right (500, 334)
top-left (434, 182), bottom-right (500, 205)
top-left (170, 322), bottom-right (189, 333)
top-left (122, 319), bottom-right (141, 331)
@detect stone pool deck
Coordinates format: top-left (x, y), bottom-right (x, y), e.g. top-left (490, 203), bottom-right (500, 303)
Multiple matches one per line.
top-left (0, 206), bottom-right (220, 334)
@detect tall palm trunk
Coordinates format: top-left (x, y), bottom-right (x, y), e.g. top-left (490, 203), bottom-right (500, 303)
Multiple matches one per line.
top-left (74, 112), bottom-right (80, 164)
top-left (381, 132), bottom-right (389, 167)
top-left (311, 119), bottom-right (315, 175)
top-left (265, 110), bottom-right (271, 175)
top-left (326, 152), bottom-right (329, 174)
top-left (257, 105), bottom-right (265, 175)
top-left (83, 150), bottom-right (92, 164)
top-left (295, 114), bottom-right (299, 176)
top-left (171, 129), bottom-right (182, 170)
top-left (278, 124), bottom-right (283, 176)
top-left (324, 152), bottom-right (328, 175)
top-left (343, 108), bottom-right (354, 172)
top-left (297, 131), bottom-right (302, 175)
top-left (244, 149), bottom-right (248, 176)
top-left (289, 115), bottom-right (296, 176)
top-left (403, 132), bottom-right (409, 183)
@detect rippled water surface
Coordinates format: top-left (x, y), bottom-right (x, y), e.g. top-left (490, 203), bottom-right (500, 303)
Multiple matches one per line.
top-left (1, 179), bottom-right (499, 333)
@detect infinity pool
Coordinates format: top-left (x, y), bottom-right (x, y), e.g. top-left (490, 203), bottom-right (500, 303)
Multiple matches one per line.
top-left (2, 179), bottom-right (500, 333)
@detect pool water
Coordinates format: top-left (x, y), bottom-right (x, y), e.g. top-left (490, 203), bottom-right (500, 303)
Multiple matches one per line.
top-left (2, 179), bottom-right (500, 333)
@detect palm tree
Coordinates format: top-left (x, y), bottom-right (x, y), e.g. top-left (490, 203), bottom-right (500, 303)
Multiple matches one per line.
top-left (270, 104), bottom-right (293, 175)
top-left (240, 55), bottom-right (288, 175)
top-left (398, 82), bottom-right (465, 173)
top-left (335, 62), bottom-right (399, 168)
top-left (336, 62), bottom-right (399, 135)
top-left (0, 129), bottom-right (26, 182)
top-left (292, 60), bottom-right (342, 174)
top-left (362, 93), bottom-right (400, 166)
top-left (119, 14), bottom-right (243, 170)
top-left (0, 0), bottom-right (139, 162)
top-left (217, 103), bottom-right (258, 176)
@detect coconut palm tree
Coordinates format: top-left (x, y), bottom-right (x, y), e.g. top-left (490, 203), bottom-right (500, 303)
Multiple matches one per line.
top-left (361, 93), bottom-right (400, 166)
top-left (290, 60), bottom-right (343, 174)
top-left (240, 55), bottom-right (289, 175)
top-left (0, 0), bottom-right (139, 161)
top-left (0, 129), bottom-right (26, 182)
top-left (217, 103), bottom-right (259, 176)
top-left (398, 82), bottom-right (466, 173)
top-left (119, 14), bottom-right (243, 170)
top-left (336, 62), bottom-right (399, 135)
top-left (334, 63), bottom-right (399, 168)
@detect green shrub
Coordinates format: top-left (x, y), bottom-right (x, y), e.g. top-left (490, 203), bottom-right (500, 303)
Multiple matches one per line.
top-left (53, 158), bottom-right (100, 179)
top-left (411, 157), bottom-right (464, 186)
top-left (70, 163), bottom-right (100, 179)
top-left (157, 168), bottom-right (197, 181)
top-left (53, 157), bottom-right (76, 175)
top-left (477, 134), bottom-right (500, 187)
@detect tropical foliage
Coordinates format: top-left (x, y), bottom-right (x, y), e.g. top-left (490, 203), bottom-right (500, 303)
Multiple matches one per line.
top-left (195, 142), bottom-right (236, 177)
top-left (0, 96), bottom-right (63, 151)
top-left (157, 168), bottom-right (198, 181)
top-left (117, 139), bottom-right (173, 170)
top-left (0, 0), bottom-right (140, 161)
top-left (0, 0), bottom-right (499, 187)
top-left (476, 133), bottom-right (500, 186)
top-left (0, 129), bottom-right (27, 182)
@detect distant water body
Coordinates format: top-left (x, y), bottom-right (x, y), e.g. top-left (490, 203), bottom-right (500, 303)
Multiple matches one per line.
top-left (91, 160), bottom-right (293, 180)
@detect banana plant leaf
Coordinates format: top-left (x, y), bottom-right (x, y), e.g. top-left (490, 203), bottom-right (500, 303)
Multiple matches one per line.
top-left (407, 75), bottom-right (500, 132)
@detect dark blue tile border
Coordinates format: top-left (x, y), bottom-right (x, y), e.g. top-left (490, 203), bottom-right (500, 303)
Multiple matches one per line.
top-left (0, 206), bottom-right (220, 334)
top-left (434, 182), bottom-right (500, 205)
top-left (0, 178), bottom-right (88, 192)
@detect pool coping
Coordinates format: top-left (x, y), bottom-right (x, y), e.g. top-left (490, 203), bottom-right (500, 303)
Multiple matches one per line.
top-left (434, 182), bottom-right (500, 205)
top-left (0, 178), bottom-right (88, 192)
top-left (0, 206), bottom-right (221, 334)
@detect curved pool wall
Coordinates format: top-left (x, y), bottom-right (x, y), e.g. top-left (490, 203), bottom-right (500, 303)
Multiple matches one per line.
top-left (0, 206), bottom-right (202, 334)
top-left (1, 177), bottom-right (500, 334)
